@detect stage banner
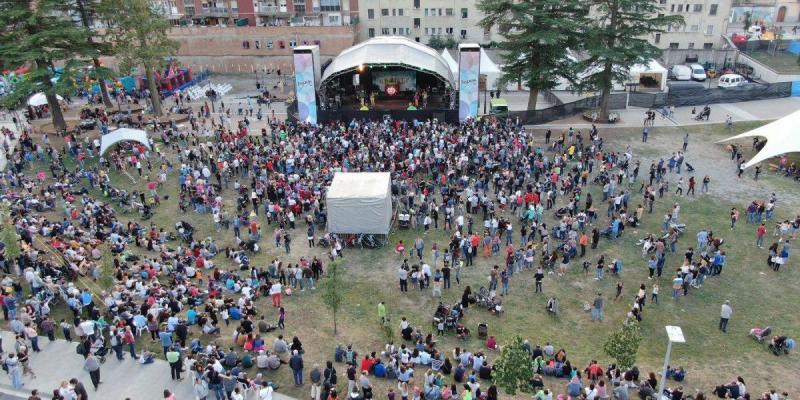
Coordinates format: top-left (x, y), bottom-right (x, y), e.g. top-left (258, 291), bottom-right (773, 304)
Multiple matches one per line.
top-left (372, 71), bottom-right (417, 94)
top-left (293, 52), bottom-right (318, 125)
top-left (459, 48), bottom-right (480, 121)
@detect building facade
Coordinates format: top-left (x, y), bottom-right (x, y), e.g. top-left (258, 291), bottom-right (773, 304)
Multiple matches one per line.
top-left (355, 0), bottom-right (496, 45)
top-left (647, 0), bottom-right (732, 51)
top-left (156, 0), bottom-right (358, 27)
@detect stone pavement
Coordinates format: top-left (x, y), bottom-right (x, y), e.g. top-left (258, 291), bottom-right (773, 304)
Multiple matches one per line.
top-left (530, 96), bottom-right (800, 129)
top-left (0, 331), bottom-right (297, 400)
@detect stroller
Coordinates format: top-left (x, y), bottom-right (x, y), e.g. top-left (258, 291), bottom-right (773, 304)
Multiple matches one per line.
top-left (455, 324), bottom-right (470, 340)
top-left (474, 287), bottom-right (493, 309)
top-left (398, 212), bottom-right (411, 229)
top-left (749, 326), bottom-right (772, 342)
top-left (477, 323), bottom-right (488, 339)
top-left (768, 336), bottom-right (795, 356)
top-left (175, 221), bottom-right (194, 243)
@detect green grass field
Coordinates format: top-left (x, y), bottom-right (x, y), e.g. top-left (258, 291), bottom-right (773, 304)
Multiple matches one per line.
top-left (11, 121), bottom-right (800, 399)
top-left (747, 51), bottom-right (800, 74)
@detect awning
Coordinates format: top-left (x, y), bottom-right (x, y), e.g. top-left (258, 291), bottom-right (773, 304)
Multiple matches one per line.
top-left (100, 128), bottom-right (151, 156)
top-left (717, 109), bottom-right (800, 168)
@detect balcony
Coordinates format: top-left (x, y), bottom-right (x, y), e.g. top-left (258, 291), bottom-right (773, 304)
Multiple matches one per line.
top-left (256, 4), bottom-right (291, 16)
top-left (201, 6), bottom-right (230, 17)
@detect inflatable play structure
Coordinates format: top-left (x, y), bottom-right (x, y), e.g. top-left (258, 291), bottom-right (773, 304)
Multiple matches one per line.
top-left (139, 60), bottom-right (194, 96)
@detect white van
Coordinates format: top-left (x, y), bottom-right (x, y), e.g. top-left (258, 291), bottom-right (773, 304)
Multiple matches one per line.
top-left (718, 74), bottom-right (746, 88)
top-left (689, 64), bottom-right (707, 81)
top-left (670, 65), bottom-right (692, 81)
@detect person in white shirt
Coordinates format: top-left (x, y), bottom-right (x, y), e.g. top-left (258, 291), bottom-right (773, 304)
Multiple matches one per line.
top-left (259, 384), bottom-right (274, 400)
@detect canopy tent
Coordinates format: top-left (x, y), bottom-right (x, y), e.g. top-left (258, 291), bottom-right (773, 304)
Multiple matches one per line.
top-left (27, 93), bottom-right (63, 107)
top-left (100, 128), bottom-right (151, 156)
top-left (717, 109), bottom-right (800, 168)
top-left (326, 172), bottom-right (392, 235)
top-left (629, 60), bottom-right (668, 91)
top-left (441, 49), bottom-right (458, 76)
top-left (320, 36), bottom-right (455, 88)
top-left (479, 48), bottom-right (502, 90)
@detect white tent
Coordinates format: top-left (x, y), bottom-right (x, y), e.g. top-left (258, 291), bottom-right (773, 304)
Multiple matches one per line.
top-left (326, 172), bottom-right (392, 235)
top-left (717, 109), bottom-right (800, 168)
top-left (629, 60), bottom-right (668, 91)
top-left (100, 128), bottom-right (151, 156)
top-left (480, 48), bottom-right (502, 90)
top-left (441, 49), bottom-right (458, 76)
top-left (27, 93), bottom-right (63, 107)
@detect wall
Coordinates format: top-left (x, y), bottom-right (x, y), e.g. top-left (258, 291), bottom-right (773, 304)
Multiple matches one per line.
top-left (660, 48), bottom-right (739, 68)
top-left (737, 52), bottom-right (800, 82)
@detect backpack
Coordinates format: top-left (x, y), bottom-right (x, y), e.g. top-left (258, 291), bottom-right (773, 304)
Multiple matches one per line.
top-left (76, 342), bottom-right (85, 355)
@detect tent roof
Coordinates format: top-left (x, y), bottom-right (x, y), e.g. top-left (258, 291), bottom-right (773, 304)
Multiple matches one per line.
top-left (327, 172), bottom-right (391, 199)
top-left (717, 109), bottom-right (800, 168)
top-left (321, 36), bottom-right (454, 87)
top-left (441, 49), bottom-right (458, 76)
top-left (100, 128), bottom-right (151, 156)
top-left (630, 59), bottom-right (667, 74)
top-left (480, 48), bottom-right (501, 74)
top-left (27, 92), bottom-right (63, 107)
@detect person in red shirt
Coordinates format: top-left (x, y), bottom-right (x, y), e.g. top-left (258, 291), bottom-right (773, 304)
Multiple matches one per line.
top-left (756, 223), bottom-right (767, 248)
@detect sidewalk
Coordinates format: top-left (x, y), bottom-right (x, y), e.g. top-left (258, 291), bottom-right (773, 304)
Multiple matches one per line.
top-left (529, 96), bottom-right (800, 129)
top-left (0, 331), bottom-right (296, 400)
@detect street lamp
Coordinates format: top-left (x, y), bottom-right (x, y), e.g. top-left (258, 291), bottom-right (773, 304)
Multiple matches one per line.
top-left (658, 326), bottom-right (686, 400)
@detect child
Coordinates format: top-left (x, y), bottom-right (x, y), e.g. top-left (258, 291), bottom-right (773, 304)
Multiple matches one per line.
top-left (651, 283), bottom-right (659, 304)
top-left (437, 320), bottom-right (445, 336)
top-left (60, 319), bottom-right (73, 342)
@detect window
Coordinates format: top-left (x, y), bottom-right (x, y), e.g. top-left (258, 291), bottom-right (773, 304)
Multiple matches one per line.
top-left (405, 28), bottom-right (410, 35)
top-left (659, 0), bottom-right (666, 3)
top-left (654, 33), bottom-right (661, 44)
top-left (424, 8), bottom-right (429, 16)
top-left (289, 40), bottom-right (296, 47)
top-left (706, 24), bottom-right (714, 34)
top-left (415, 37), bottom-right (420, 42)
top-left (294, 4), bottom-right (305, 14)
top-left (413, 0), bottom-right (420, 9)
top-left (693, 4), bottom-right (702, 12)
top-left (688, 42), bottom-right (695, 49)
top-left (392, 27), bottom-right (397, 34)
top-left (670, 4), bottom-right (675, 11)
top-left (483, 26), bottom-right (490, 39)
top-left (709, 4), bottom-right (718, 15)
top-left (461, 8), bottom-right (468, 18)
top-left (392, 9), bottom-right (395, 16)
top-left (381, 8), bottom-right (388, 16)
top-left (460, 29), bottom-right (467, 39)
top-left (267, 40), bottom-right (273, 49)
top-left (398, 8), bottom-right (403, 16)
top-left (437, 27), bottom-right (442, 34)
top-left (669, 42), bottom-right (679, 49)
top-left (424, 27), bottom-right (429, 35)
top-left (445, 27), bottom-right (453, 35)
top-left (414, 18), bottom-right (420, 28)
top-left (445, 8), bottom-right (453, 16)
top-left (690, 25), bottom-right (699, 32)
top-left (320, 0), bottom-right (340, 12)
top-left (703, 42), bottom-right (713, 50)
top-left (438, 8), bottom-right (442, 16)
top-left (677, 4), bottom-right (683, 12)
top-left (367, 9), bottom-right (374, 19)
top-left (382, 28), bottom-right (390, 35)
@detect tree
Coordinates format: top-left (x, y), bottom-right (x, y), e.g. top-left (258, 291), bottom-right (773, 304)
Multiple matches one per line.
top-left (0, 205), bottom-right (21, 275)
top-left (69, 0), bottom-right (115, 108)
top-left (492, 336), bottom-right (535, 395)
top-left (320, 261), bottom-right (345, 334)
top-left (0, 0), bottom-right (96, 130)
top-left (99, 0), bottom-right (179, 116)
top-left (604, 321), bottom-right (643, 370)
top-left (581, 0), bottom-right (683, 119)
top-left (478, 0), bottom-right (589, 112)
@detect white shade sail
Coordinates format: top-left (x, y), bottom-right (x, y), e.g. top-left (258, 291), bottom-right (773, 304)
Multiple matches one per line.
top-left (321, 36), bottom-right (455, 88)
top-left (717, 109), bottom-right (800, 168)
top-left (100, 128), bottom-right (151, 156)
top-left (27, 92), bottom-right (63, 107)
top-left (441, 49), bottom-right (458, 76)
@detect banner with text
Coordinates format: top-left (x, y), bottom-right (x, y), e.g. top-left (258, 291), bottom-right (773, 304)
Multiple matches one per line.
top-left (293, 52), bottom-right (317, 125)
top-left (459, 49), bottom-right (480, 121)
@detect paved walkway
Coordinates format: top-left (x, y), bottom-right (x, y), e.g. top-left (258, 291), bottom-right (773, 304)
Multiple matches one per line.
top-left (530, 96), bottom-right (800, 129)
top-left (0, 331), bottom-right (296, 400)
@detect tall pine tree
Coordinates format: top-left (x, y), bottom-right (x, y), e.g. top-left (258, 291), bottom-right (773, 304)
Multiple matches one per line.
top-left (0, 0), bottom-right (95, 130)
top-left (582, 0), bottom-right (683, 118)
top-left (477, 0), bottom-right (588, 112)
top-left (68, 0), bottom-right (115, 109)
top-left (99, 0), bottom-right (178, 116)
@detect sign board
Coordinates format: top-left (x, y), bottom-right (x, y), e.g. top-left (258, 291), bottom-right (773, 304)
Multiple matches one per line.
top-left (458, 44), bottom-right (481, 121)
top-left (665, 326), bottom-right (686, 343)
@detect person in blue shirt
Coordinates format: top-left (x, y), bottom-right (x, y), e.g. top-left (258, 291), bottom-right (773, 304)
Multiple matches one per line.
top-left (186, 308), bottom-right (198, 325)
top-left (696, 229), bottom-right (708, 251)
top-left (159, 327), bottom-right (173, 356)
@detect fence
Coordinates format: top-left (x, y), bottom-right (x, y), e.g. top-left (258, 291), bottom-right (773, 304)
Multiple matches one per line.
top-left (508, 92), bottom-right (627, 125)
top-left (625, 81), bottom-right (792, 108)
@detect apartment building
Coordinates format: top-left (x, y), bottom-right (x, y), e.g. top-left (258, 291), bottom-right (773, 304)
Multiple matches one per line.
top-left (649, 0), bottom-right (732, 51)
top-left (161, 0), bottom-right (357, 27)
top-left (731, 0), bottom-right (800, 26)
top-left (356, 0), bottom-right (495, 45)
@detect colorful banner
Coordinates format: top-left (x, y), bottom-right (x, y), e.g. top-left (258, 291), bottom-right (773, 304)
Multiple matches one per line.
top-left (293, 52), bottom-right (317, 125)
top-left (372, 71), bottom-right (417, 93)
top-left (459, 49), bottom-right (480, 121)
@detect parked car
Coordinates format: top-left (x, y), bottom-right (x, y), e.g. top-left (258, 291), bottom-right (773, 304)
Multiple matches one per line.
top-left (689, 64), bottom-right (707, 81)
top-left (669, 65), bottom-right (692, 81)
top-left (489, 98), bottom-right (509, 118)
top-left (718, 74), bottom-right (747, 88)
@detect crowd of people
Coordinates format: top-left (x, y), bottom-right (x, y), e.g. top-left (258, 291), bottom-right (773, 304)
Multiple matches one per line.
top-left (0, 88), bottom-right (795, 400)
